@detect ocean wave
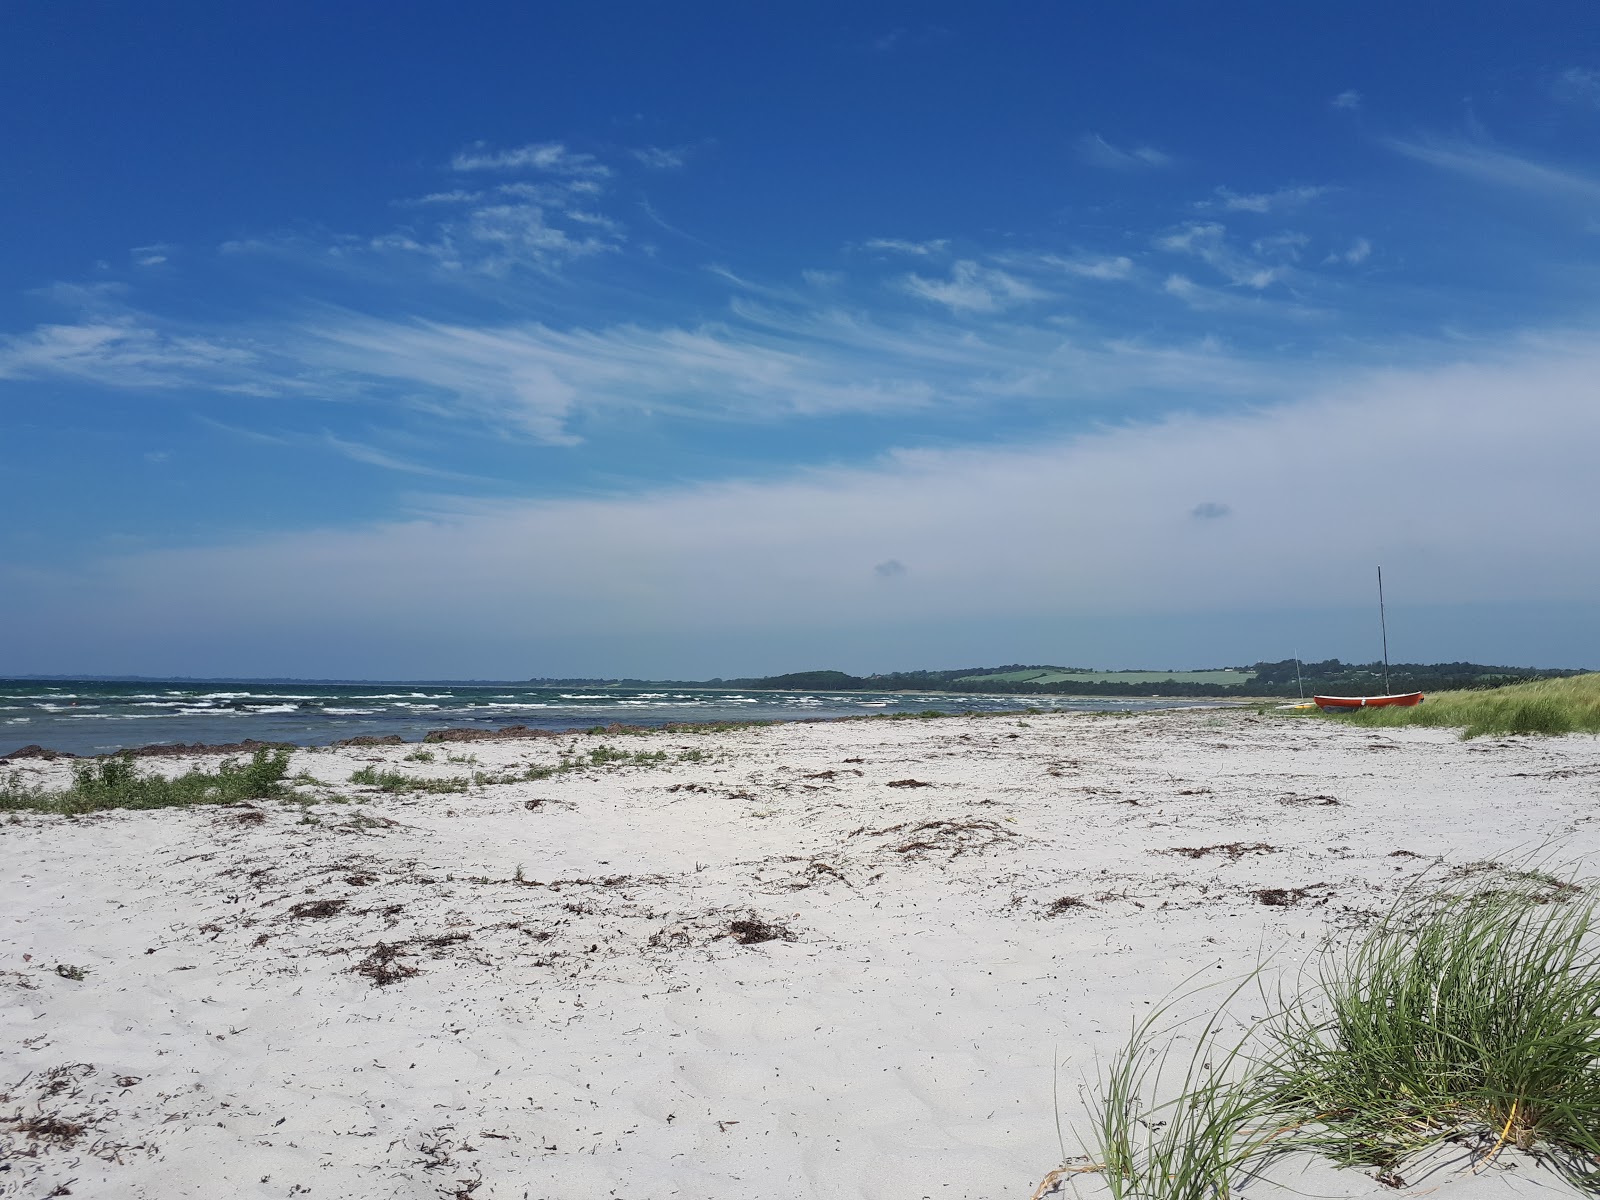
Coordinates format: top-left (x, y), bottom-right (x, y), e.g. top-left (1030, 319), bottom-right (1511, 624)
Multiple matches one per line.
top-left (350, 693), bottom-right (454, 700)
top-left (243, 704), bottom-right (298, 714)
top-left (322, 707), bottom-right (379, 715)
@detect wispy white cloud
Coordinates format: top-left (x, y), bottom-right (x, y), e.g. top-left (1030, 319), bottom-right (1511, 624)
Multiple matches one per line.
top-left (860, 237), bottom-right (949, 256)
top-left (0, 316), bottom-right (259, 389)
top-left (131, 243), bottom-right (173, 267)
top-left (1040, 253), bottom-right (1135, 281)
top-left (1387, 137), bottom-right (1600, 204)
top-left (319, 433), bottom-right (485, 480)
top-left (1155, 223), bottom-right (1292, 289)
top-left (631, 145), bottom-right (688, 170)
top-left (371, 200), bottom-right (621, 275)
top-left (899, 260), bottom-right (1046, 311)
top-left (1076, 133), bottom-right (1172, 170)
top-left (1251, 232), bottom-right (1310, 259)
top-left (450, 141), bottom-right (610, 178)
top-left (1552, 68), bottom-right (1600, 108)
top-left (1323, 237), bottom-right (1372, 265)
top-left (1199, 185), bottom-right (1327, 213)
top-left (404, 189), bottom-right (485, 206)
top-left (1331, 90), bottom-right (1362, 111)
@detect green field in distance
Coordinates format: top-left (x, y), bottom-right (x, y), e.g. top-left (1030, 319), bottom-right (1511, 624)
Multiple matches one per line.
top-left (955, 668), bottom-right (1258, 687)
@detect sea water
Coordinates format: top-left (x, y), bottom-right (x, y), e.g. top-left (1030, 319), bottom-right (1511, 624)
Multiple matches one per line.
top-left (0, 680), bottom-right (1199, 757)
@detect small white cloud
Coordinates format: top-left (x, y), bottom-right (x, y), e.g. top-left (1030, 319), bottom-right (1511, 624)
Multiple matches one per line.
top-left (900, 260), bottom-right (1046, 312)
top-left (802, 269), bottom-right (843, 288)
top-left (1044, 254), bottom-right (1135, 281)
top-left (1323, 237), bottom-right (1372, 266)
top-left (1076, 134), bottom-right (1172, 170)
top-left (1158, 223), bottom-right (1291, 290)
top-left (451, 141), bottom-right (610, 178)
top-left (1252, 232), bottom-right (1310, 259)
top-left (1552, 68), bottom-right (1600, 108)
top-left (1201, 185), bottom-right (1327, 214)
top-left (861, 237), bottom-right (949, 256)
top-left (1331, 90), bottom-right (1362, 110)
top-left (131, 243), bottom-right (173, 267)
top-left (631, 146), bottom-right (688, 170)
top-left (405, 189), bottom-right (484, 206)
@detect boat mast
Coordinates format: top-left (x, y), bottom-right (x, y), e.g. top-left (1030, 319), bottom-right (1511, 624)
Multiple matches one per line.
top-left (1377, 565), bottom-right (1391, 695)
top-left (1294, 651), bottom-right (1304, 700)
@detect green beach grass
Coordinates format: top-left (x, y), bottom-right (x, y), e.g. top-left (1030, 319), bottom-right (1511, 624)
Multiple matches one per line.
top-left (1319, 672), bottom-right (1600, 738)
top-left (0, 748), bottom-right (292, 815)
top-left (1265, 868), bottom-right (1600, 1179)
top-left (1064, 867), bottom-right (1600, 1198)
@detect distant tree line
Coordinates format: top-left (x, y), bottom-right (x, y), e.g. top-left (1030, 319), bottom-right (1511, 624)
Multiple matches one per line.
top-left (530, 660), bottom-right (1586, 698)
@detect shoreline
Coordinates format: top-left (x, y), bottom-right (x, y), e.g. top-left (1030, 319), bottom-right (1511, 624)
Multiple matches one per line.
top-left (0, 698), bottom-right (1261, 762)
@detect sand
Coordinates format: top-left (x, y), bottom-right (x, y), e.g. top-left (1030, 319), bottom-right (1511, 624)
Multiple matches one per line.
top-left (2, 708), bottom-right (1597, 1199)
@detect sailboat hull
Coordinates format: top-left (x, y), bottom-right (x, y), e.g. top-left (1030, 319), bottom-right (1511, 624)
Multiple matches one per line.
top-left (1313, 692), bottom-right (1425, 710)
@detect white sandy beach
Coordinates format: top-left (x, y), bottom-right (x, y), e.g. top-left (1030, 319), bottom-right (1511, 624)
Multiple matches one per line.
top-left (3, 709), bottom-right (1598, 1200)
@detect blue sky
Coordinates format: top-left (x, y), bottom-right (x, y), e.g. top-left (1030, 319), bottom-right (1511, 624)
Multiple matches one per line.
top-left (4, 2), bottom-right (1599, 678)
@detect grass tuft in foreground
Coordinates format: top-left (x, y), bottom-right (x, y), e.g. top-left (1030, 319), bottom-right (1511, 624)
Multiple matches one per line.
top-left (1265, 870), bottom-right (1600, 1182)
top-left (1061, 867), bottom-right (1600, 1199)
top-left (0, 749), bottom-right (292, 814)
top-left (1325, 672), bottom-right (1600, 738)
top-left (1084, 981), bottom-right (1282, 1200)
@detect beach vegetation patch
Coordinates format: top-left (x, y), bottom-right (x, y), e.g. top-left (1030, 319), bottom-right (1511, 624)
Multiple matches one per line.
top-left (0, 748), bottom-right (291, 815)
top-left (1074, 975), bottom-right (1281, 1200)
top-left (1265, 870), bottom-right (1600, 1177)
top-left (1056, 867), bottom-right (1600, 1198)
top-left (348, 766), bottom-right (470, 794)
top-left (1317, 672), bottom-right (1600, 738)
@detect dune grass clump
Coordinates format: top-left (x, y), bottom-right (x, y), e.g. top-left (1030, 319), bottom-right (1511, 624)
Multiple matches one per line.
top-left (1081, 985), bottom-right (1282, 1200)
top-left (1329, 673), bottom-right (1600, 738)
top-left (0, 748), bottom-right (292, 815)
top-left (1265, 872), bottom-right (1600, 1180)
top-left (1058, 869), bottom-right (1600, 1199)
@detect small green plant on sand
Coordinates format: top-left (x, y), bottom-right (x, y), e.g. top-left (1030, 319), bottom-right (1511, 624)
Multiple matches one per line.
top-left (1077, 976), bottom-right (1283, 1200)
top-left (403, 749), bottom-right (436, 763)
top-left (0, 749), bottom-right (292, 815)
top-left (347, 765), bottom-right (470, 794)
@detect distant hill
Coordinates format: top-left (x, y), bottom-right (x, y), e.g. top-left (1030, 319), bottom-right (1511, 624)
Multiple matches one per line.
top-left (530, 660), bottom-right (1588, 698)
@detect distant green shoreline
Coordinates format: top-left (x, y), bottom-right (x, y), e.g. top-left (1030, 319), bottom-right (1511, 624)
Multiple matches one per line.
top-left (6, 658), bottom-right (1588, 699)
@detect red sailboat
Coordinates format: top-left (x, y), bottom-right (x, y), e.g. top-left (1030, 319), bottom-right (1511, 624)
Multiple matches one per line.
top-left (1313, 567), bottom-right (1425, 712)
